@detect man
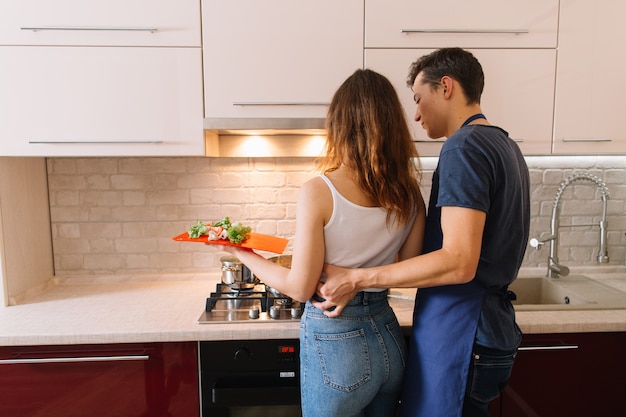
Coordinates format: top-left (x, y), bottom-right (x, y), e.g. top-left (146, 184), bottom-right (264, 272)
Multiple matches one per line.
top-left (313, 48), bottom-right (530, 417)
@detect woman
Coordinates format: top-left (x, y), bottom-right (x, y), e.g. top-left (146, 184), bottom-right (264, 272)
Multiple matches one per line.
top-left (220, 68), bottom-right (425, 417)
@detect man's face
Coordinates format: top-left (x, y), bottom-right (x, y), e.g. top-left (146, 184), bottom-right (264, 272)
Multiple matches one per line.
top-left (411, 73), bottom-right (445, 139)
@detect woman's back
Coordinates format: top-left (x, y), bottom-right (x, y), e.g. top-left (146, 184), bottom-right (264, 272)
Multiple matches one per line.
top-left (319, 173), bottom-right (416, 269)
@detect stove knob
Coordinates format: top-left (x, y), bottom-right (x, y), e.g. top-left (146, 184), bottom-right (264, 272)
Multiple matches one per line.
top-left (269, 305), bottom-right (281, 319)
top-left (248, 307), bottom-right (260, 319)
top-left (290, 306), bottom-right (302, 319)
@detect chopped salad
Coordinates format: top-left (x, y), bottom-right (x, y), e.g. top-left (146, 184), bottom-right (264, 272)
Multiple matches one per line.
top-left (187, 217), bottom-right (252, 244)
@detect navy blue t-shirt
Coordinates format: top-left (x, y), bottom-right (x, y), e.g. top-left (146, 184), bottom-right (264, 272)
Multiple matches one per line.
top-left (423, 124), bottom-right (530, 350)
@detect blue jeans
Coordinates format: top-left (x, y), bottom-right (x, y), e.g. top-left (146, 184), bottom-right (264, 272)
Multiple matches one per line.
top-left (463, 344), bottom-right (517, 417)
top-left (300, 290), bottom-right (407, 417)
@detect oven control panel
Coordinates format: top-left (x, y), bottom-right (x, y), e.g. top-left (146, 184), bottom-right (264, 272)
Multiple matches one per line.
top-left (199, 339), bottom-right (300, 371)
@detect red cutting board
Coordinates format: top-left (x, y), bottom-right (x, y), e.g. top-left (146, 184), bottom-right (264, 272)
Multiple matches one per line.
top-left (172, 231), bottom-right (289, 254)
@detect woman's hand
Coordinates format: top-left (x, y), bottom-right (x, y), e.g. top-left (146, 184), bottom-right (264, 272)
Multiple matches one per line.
top-left (213, 244), bottom-right (252, 257)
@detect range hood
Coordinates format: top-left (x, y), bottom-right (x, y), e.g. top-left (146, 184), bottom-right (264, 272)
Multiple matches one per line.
top-left (204, 118), bottom-right (327, 158)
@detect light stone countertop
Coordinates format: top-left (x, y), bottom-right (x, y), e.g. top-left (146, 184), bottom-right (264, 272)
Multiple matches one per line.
top-left (1, 267), bottom-right (625, 347)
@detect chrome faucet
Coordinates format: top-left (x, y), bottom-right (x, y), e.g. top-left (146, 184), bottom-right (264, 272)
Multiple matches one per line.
top-left (530, 172), bottom-right (610, 278)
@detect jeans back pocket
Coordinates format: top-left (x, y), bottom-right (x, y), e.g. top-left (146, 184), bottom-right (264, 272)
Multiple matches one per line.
top-left (314, 329), bottom-right (371, 392)
top-left (467, 350), bottom-right (517, 403)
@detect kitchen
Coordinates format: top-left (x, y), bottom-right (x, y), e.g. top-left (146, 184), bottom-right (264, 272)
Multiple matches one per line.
top-left (1, 1), bottom-right (626, 416)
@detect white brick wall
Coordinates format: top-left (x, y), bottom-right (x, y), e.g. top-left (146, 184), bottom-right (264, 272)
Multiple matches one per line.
top-left (48, 157), bottom-right (316, 275)
top-left (47, 156), bottom-right (626, 276)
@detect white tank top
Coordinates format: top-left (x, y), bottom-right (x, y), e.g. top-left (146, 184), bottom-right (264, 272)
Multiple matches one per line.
top-left (320, 175), bottom-right (416, 290)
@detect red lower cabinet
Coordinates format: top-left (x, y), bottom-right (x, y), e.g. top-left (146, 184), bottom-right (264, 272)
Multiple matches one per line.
top-left (499, 332), bottom-right (626, 417)
top-left (0, 341), bottom-right (199, 417)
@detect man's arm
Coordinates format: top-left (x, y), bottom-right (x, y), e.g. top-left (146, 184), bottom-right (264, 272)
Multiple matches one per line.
top-left (313, 206), bottom-right (486, 317)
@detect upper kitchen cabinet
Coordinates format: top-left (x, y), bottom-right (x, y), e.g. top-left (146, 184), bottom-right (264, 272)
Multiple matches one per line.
top-left (365, 0), bottom-right (559, 49)
top-left (0, 0), bottom-right (200, 47)
top-left (202, 0), bottom-right (364, 120)
top-left (364, 0), bottom-right (559, 157)
top-left (553, 0), bottom-right (626, 154)
top-left (0, 47), bottom-right (203, 156)
top-left (0, 0), bottom-right (204, 157)
top-left (365, 49), bottom-right (556, 156)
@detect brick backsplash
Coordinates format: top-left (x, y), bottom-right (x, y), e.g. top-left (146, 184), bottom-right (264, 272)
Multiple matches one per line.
top-left (47, 156), bottom-right (626, 276)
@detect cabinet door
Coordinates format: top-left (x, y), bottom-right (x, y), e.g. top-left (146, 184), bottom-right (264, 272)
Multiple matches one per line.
top-left (365, 0), bottom-right (558, 48)
top-left (202, 0), bottom-right (363, 119)
top-left (0, 342), bottom-right (199, 417)
top-left (502, 332), bottom-right (626, 417)
top-left (365, 49), bottom-right (555, 156)
top-left (553, 0), bottom-right (626, 154)
top-left (0, 0), bottom-right (200, 46)
top-left (0, 46), bottom-right (204, 156)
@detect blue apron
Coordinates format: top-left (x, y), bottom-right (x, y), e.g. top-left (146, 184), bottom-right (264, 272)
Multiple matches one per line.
top-left (399, 112), bottom-right (490, 417)
top-left (399, 280), bottom-right (485, 417)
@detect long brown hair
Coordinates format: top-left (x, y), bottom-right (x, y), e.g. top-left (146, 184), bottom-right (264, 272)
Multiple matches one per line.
top-left (320, 69), bottom-right (422, 226)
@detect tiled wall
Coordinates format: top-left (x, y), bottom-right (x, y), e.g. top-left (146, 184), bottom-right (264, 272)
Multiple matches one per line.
top-left (47, 156), bottom-right (626, 276)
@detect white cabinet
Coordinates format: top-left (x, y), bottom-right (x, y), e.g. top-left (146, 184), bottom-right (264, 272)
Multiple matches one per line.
top-left (553, 0), bottom-right (626, 154)
top-left (0, 47), bottom-right (203, 156)
top-left (365, 0), bottom-right (559, 49)
top-left (366, 49), bottom-right (556, 157)
top-left (0, 0), bottom-right (200, 47)
top-left (0, 0), bottom-right (203, 157)
top-left (364, 0), bottom-right (559, 156)
top-left (202, 0), bottom-right (363, 120)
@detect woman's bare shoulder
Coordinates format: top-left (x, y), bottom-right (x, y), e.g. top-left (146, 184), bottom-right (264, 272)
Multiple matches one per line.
top-left (300, 175), bottom-right (330, 195)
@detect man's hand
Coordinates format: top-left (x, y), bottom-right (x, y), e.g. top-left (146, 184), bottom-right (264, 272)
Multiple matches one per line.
top-left (312, 264), bottom-right (359, 317)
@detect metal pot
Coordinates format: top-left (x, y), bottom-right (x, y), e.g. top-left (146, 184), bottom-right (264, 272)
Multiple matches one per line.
top-left (266, 255), bottom-right (292, 297)
top-left (220, 255), bottom-right (257, 290)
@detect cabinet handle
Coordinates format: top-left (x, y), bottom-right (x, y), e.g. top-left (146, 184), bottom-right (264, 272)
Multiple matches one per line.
top-left (232, 102), bottom-right (329, 106)
top-left (21, 26), bottom-right (158, 33)
top-left (518, 345), bottom-right (578, 351)
top-left (29, 140), bottom-right (163, 144)
top-left (401, 29), bottom-right (529, 35)
top-left (0, 355), bottom-right (150, 365)
top-left (561, 138), bottom-right (612, 142)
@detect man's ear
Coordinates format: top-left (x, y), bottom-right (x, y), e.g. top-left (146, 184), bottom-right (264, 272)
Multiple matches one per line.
top-left (441, 76), bottom-right (454, 98)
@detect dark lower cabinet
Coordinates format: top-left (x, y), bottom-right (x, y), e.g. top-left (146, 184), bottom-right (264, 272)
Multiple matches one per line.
top-left (498, 332), bottom-right (626, 417)
top-left (0, 341), bottom-right (199, 417)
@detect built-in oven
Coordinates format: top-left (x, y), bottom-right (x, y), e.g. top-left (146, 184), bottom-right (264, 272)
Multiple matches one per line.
top-left (197, 281), bottom-right (303, 417)
top-left (199, 339), bottom-right (301, 417)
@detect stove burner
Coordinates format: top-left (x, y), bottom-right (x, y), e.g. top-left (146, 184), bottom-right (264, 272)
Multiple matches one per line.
top-left (199, 282), bottom-right (302, 324)
top-left (205, 283), bottom-right (293, 313)
top-left (224, 287), bottom-right (254, 297)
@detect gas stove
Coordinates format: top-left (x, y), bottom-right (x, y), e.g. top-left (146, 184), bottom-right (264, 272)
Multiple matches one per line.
top-left (198, 282), bottom-right (303, 323)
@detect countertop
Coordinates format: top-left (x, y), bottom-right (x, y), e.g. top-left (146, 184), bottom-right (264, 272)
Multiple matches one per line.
top-left (1, 267), bottom-right (625, 347)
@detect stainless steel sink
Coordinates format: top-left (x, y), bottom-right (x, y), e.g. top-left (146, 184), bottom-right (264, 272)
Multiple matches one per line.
top-left (510, 274), bottom-right (626, 311)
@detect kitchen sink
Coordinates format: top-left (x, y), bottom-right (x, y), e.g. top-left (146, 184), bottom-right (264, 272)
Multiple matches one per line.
top-left (509, 274), bottom-right (626, 311)
top-left (388, 273), bottom-right (626, 311)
